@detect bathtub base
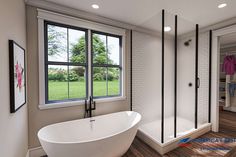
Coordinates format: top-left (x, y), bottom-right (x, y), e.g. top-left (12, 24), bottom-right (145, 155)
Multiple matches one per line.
top-left (137, 119), bottom-right (211, 155)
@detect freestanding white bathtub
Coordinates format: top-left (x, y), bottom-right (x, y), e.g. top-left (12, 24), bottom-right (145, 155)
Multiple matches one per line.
top-left (38, 111), bottom-right (141, 157)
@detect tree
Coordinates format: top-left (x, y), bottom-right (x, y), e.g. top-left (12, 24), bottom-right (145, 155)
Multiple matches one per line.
top-left (48, 33), bottom-right (118, 82)
top-left (48, 25), bottom-right (66, 56)
top-left (71, 34), bottom-right (113, 64)
top-left (92, 34), bottom-right (108, 64)
top-left (70, 36), bottom-right (86, 63)
top-left (71, 34), bottom-right (111, 81)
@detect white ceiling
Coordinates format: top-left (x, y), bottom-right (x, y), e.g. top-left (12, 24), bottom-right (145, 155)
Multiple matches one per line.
top-left (44, 0), bottom-right (236, 34)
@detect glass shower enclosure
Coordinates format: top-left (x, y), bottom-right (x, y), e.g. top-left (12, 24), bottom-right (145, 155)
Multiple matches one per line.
top-left (131, 10), bottom-right (212, 154)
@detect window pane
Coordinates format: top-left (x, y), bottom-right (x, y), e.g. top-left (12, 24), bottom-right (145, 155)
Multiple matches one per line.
top-left (47, 24), bottom-right (67, 62)
top-left (93, 67), bottom-right (107, 97)
top-left (48, 65), bottom-right (68, 101)
top-left (108, 36), bottom-right (120, 65)
top-left (69, 29), bottom-right (86, 64)
top-left (92, 34), bottom-right (107, 64)
top-left (69, 66), bottom-right (86, 99)
top-left (108, 68), bottom-right (120, 95)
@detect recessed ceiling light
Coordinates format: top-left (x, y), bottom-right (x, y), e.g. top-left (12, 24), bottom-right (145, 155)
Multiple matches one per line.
top-left (92, 4), bottom-right (99, 9)
top-left (218, 3), bottom-right (227, 8)
top-left (164, 26), bottom-right (171, 32)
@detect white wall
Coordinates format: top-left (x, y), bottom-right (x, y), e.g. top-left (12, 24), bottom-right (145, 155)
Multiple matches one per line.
top-left (0, 0), bottom-right (28, 157)
top-left (26, 5), bottom-right (130, 148)
top-left (132, 31), bottom-right (174, 125)
top-left (177, 36), bottom-right (196, 123)
top-left (198, 32), bottom-right (210, 125)
top-left (177, 32), bottom-right (210, 127)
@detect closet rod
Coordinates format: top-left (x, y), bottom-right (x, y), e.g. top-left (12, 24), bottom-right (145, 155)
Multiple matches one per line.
top-left (221, 51), bottom-right (236, 54)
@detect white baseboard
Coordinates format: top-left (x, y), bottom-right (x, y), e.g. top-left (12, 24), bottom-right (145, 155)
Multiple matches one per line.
top-left (223, 106), bottom-right (236, 112)
top-left (28, 147), bottom-right (46, 157)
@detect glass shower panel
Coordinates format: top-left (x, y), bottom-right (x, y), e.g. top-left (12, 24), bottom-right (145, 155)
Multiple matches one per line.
top-left (163, 11), bottom-right (175, 143)
top-left (132, 10), bottom-right (162, 143)
top-left (198, 31), bottom-right (210, 126)
top-left (177, 16), bottom-right (196, 137)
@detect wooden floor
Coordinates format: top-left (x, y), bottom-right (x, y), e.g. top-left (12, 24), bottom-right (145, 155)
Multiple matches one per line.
top-left (123, 110), bottom-right (236, 157)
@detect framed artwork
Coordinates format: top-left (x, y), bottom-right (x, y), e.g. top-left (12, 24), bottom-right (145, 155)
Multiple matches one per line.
top-left (9, 40), bottom-right (26, 113)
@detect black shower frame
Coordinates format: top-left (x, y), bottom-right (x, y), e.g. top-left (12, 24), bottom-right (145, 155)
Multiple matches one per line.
top-left (130, 30), bottom-right (133, 111)
top-left (161, 9), bottom-right (165, 143)
top-left (130, 10), bottom-right (212, 144)
top-left (208, 30), bottom-right (212, 123)
top-left (195, 24), bottom-right (199, 129)
top-left (174, 15), bottom-right (178, 138)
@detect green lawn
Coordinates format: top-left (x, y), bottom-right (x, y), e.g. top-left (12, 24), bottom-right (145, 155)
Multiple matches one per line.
top-left (48, 80), bottom-right (119, 101)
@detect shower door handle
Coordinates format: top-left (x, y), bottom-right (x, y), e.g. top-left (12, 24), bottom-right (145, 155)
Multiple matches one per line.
top-left (197, 78), bottom-right (200, 88)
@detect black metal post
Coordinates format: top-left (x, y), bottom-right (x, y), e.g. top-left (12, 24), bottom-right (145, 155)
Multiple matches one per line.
top-left (208, 30), bottom-right (212, 123)
top-left (161, 9), bottom-right (165, 143)
top-left (130, 30), bottom-right (133, 111)
top-left (195, 24), bottom-right (199, 129)
top-left (174, 15), bottom-right (178, 138)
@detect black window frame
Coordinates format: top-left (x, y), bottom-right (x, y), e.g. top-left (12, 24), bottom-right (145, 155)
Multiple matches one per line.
top-left (44, 21), bottom-right (89, 104)
top-left (91, 30), bottom-right (123, 98)
top-left (44, 21), bottom-right (124, 104)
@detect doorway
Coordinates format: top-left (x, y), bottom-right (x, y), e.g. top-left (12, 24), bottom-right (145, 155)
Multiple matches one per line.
top-left (212, 25), bottom-right (236, 132)
top-left (218, 32), bottom-right (236, 132)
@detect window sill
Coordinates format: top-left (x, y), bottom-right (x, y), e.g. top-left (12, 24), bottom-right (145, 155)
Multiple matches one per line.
top-left (38, 96), bottom-right (126, 110)
top-left (94, 96), bottom-right (126, 103)
top-left (39, 100), bottom-right (84, 110)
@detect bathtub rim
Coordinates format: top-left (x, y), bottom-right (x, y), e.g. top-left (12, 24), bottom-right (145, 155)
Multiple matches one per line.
top-left (38, 111), bottom-right (141, 145)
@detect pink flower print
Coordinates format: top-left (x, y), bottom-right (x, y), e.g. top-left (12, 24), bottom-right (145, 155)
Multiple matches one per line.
top-left (15, 62), bottom-right (24, 90)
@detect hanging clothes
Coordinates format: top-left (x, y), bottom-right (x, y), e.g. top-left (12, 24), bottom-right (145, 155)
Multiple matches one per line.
top-left (228, 83), bottom-right (236, 97)
top-left (225, 75), bottom-right (231, 107)
top-left (222, 55), bottom-right (236, 75)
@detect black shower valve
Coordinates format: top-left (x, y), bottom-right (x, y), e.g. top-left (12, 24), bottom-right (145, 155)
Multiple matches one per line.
top-left (189, 82), bottom-right (193, 87)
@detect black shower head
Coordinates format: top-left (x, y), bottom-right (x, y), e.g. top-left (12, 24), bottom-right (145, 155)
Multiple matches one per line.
top-left (184, 39), bottom-right (192, 46)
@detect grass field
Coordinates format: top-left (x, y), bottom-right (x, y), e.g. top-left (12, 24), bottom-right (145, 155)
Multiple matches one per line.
top-left (48, 80), bottom-right (119, 101)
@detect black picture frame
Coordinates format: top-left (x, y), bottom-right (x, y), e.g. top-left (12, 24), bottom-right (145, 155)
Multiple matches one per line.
top-left (9, 40), bottom-right (26, 113)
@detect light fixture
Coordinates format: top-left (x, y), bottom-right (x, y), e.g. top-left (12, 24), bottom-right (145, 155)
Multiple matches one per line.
top-left (218, 3), bottom-right (227, 8)
top-left (92, 4), bottom-right (99, 9)
top-left (164, 26), bottom-right (171, 32)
